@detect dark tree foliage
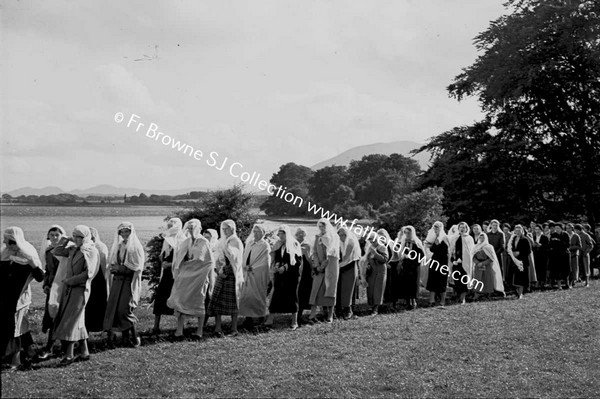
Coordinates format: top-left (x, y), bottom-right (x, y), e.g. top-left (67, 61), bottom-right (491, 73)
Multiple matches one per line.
top-left (418, 0), bottom-right (600, 228)
top-left (145, 184), bottom-right (257, 295)
top-left (377, 186), bottom-right (447, 238)
top-left (307, 165), bottom-right (350, 210)
top-left (260, 162), bottom-right (314, 216)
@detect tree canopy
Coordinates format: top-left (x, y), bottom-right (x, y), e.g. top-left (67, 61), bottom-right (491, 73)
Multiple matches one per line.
top-left (418, 0), bottom-right (600, 227)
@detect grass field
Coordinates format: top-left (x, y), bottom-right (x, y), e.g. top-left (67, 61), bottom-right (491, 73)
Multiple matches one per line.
top-left (2, 282), bottom-right (600, 398)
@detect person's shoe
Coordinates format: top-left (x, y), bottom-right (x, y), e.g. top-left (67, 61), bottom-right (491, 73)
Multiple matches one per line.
top-left (306, 317), bottom-right (318, 325)
top-left (59, 356), bottom-right (76, 366)
top-left (214, 331), bottom-right (224, 338)
top-left (171, 333), bottom-right (185, 342)
top-left (290, 324), bottom-right (298, 331)
top-left (325, 318), bottom-right (333, 324)
top-left (227, 331), bottom-right (239, 337)
top-left (151, 328), bottom-right (161, 335)
top-left (371, 309), bottom-right (378, 316)
top-left (133, 337), bottom-right (141, 348)
top-left (75, 355), bottom-right (91, 362)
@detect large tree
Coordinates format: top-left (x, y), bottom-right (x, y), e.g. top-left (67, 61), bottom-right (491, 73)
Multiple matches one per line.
top-left (419, 0), bottom-right (600, 227)
top-left (260, 162), bottom-right (313, 216)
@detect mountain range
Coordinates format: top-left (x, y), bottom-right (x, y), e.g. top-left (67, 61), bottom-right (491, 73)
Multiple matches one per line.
top-left (5, 140), bottom-right (431, 196)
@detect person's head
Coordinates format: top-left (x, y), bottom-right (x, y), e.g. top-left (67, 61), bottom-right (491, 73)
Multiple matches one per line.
top-left (574, 224), bottom-right (583, 233)
top-left (534, 224), bottom-right (543, 235)
top-left (403, 226), bottom-right (413, 241)
top-left (203, 231), bottom-right (213, 241)
top-left (543, 223), bottom-right (549, 232)
top-left (566, 223), bottom-right (574, 233)
top-left (47, 227), bottom-right (63, 245)
top-left (295, 228), bottom-right (306, 243)
top-left (583, 223), bottom-right (591, 232)
top-left (472, 224), bottom-right (482, 235)
top-left (221, 220), bottom-right (236, 238)
top-left (502, 223), bottom-right (511, 234)
top-left (514, 224), bottom-right (524, 237)
top-left (337, 228), bottom-right (347, 242)
top-left (119, 228), bottom-right (131, 241)
top-left (277, 228), bottom-right (286, 243)
top-left (318, 221), bottom-right (327, 235)
top-left (2, 227), bottom-right (22, 251)
top-left (458, 222), bottom-right (469, 235)
top-left (530, 221), bottom-right (536, 229)
top-left (433, 221), bottom-right (443, 235)
top-left (490, 220), bottom-right (500, 232)
top-left (252, 225), bottom-right (265, 242)
top-left (554, 223), bottom-right (564, 233)
top-left (478, 232), bottom-right (487, 244)
top-left (72, 225), bottom-right (91, 248)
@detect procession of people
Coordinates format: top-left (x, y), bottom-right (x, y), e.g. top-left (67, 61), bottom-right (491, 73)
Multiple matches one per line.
top-left (1, 217), bottom-right (598, 370)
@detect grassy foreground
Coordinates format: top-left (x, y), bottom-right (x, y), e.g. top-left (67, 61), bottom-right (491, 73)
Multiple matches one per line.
top-left (2, 282), bottom-right (600, 398)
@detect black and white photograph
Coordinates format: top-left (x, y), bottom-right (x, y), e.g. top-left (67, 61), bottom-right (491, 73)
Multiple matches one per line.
top-left (1, 0), bottom-right (599, 397)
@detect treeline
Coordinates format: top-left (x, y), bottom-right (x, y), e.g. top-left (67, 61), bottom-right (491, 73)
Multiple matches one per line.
top-left (260, 154), bottom-right (446, 236)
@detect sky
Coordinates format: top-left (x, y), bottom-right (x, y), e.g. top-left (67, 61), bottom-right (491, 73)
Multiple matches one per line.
top-left (1, 0), bottom-right (508, 193)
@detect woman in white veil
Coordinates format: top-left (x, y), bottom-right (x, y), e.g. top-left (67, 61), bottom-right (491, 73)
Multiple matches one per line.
top-left (239, 224), bottom-right (271, 329)
top-left (397, 226), bottom-right (425, 310)
top-left (307, 218), bottom-right (340, 324)
top-left (51, 225), bottom-right (99, 365)
top-left (336, 225), bottom-right (361, 319)
top-left (167, 219), bottom-right (214, 339)
top-left (207, 219), bottom-right (244, 337)
top-left (103, 221), bottom-right (145, 348)
top-left (424, 221), bottom-right (450, 307)
top-left (37, 225), bottom-right (67, 360)
top-left (1, 226), bottom-right (44, 370)
top-left (448, 222), bottom-right (474, 305)
top-left (152, 218), bottom-right (185, 334)
top-left (471, 232), bottom-right (505, 299)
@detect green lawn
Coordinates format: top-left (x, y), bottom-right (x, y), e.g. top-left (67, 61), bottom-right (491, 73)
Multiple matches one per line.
top-left (3, 283), bottom-right (600, 398)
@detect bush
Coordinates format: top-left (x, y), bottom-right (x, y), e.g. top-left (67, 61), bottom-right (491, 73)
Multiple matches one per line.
top-left (376, 186), bottom-right (447, 238)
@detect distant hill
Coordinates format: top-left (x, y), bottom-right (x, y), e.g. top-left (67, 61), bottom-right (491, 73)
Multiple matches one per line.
top-left (311, 140), bottom-right (431, 171)
top-left (5, 185), bottom-right (212, 197)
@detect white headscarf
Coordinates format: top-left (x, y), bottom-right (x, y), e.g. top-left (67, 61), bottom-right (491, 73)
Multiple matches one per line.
top-left (2, 226), bottom-right (42, 268)
top-left (206, 228), bottom-right (219, 251)
top-left (425, 221), bottom-right (448, 246)
top-left (315, 218), bottom-right (340, 258)
top-left (172, 219), bottom-right (213, 273)
top-left (108, 221), bottom-right (145, 308)
top-left (273, 224), bottom-right (302, 266)
top-left (245, 224), bottom-right (267, 246)
top-left (39, 225), bottom-right (67, 269)
top-left (338, 225), bottom-right (362, 267)
top-left (399, 225), bottom-right (425, 254)
top-left (160, 217), bottom-right (185, 257)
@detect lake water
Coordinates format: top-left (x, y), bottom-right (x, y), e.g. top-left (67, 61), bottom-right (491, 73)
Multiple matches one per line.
top-left (0, 204), bottom-right (320, 250)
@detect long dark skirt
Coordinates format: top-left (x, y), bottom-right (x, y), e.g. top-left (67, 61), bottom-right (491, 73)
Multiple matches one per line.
top-left (384, 261), bottom-right (400, 303)
top-left (533, 251), bottom-right (547, 284)
top-left (86, 271), bottom-right (108, 332)
top-left (208, 264), bottom-right (238, 316)
top-left (42, 293), bottom-right (54, 334)
top-left (297, 255), bottom-right (313, 311)
top-left (103, 275), bottom-right (137, 332)
top-left (426, 257), bottom-right (449, 294)
top-left (366, 264), bottom-right (386, 306)
top-left (510, 261), bottom-right (530, 288)
top-left (270, 266), bottom-right (300, 314)
top-left (452, 264), bottom-right (469, 295)
top-left (398, 262), bottom-right (421, 300)
top-left (549, 252), bottom-right (570, 280)
top-left (153, 268), bottom-right (175, 316)
top-left (336, 262), bottom-right (357, 309)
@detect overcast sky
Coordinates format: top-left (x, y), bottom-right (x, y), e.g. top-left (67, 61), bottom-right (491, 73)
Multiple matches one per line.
top-left (1, 0), bottom-right (507, 192)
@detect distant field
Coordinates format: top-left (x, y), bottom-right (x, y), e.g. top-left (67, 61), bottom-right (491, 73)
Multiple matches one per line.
top-left (3, 282), bottom-right (600, 398)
